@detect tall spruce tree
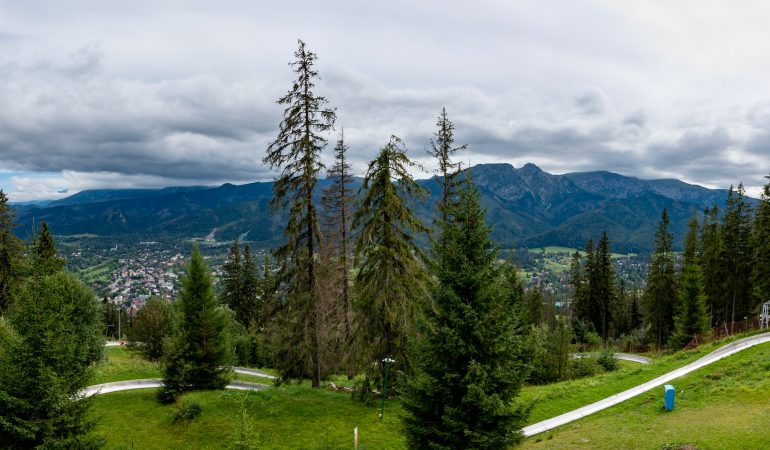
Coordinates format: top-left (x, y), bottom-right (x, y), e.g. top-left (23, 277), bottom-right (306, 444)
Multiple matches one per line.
top-left (220, 241), bottom-right (244, 322)
top-left (643, 208), bottom-right (677, 347)
top-left (352, 136), bottom-right (430, 391)
top-left (0, 191), bottom-right (22, 313)
top-left (159, 245), bottom-right (231, 401)
top-left (670, 215), bottom-right (709, 348)
top-left (591, 232), bottom-right (616, 339)
top-left (402, 180), bottom-right (530, 450)
top-left (569, 250), bottom-right (588, 322)
top-left (0, 271), bottom-right (104, 448)
top-left (240, 245), bottom-right (259, 327)
top-left (720, 184), bottom-right (753, 331)
top-left (428, 107), bottom-right (466, 225)
top-left (753, 174), bottom-right (770, 306)
top-left (263, 39), bottom-right (335, 387)
top-left (700, 205), bottom-right (721, 325)
top-left (320, 130), bottom-right (353, 346)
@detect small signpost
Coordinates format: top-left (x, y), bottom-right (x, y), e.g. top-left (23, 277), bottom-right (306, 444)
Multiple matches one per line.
top-left (380, 356), bottom-right (395, 419)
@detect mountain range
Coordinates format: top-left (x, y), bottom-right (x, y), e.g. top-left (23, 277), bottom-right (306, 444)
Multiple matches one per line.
top-left (14, 163), bottom-right (735, 253)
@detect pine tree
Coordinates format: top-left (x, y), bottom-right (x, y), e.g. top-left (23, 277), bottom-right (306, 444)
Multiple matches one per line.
top-left (320, 130), bottom-right (353, 347)
top-left (352, 136), bottom-right (430, 391)
top-left (0, 191), bottom-right (22, 313)
top-left (428, 107), bottom-right (466, 225)
top-left (670, 215), bottom-right (709, 348)
top-left (263, 39), bottom-right (335, 387)
top-left (752, 174), bottom-right (770, 307)
top-left (699, 205), bottom-right (721, 326)
top-left (720, 184), bottom-right (753, 331)
top-left (643, 208), bottom-right (677, 347)
top-left (159, 245), bottom-right (231, 401)
top-left (569, 250), bottom-right (588, 322)
top-left (402, 180), bottom-right (530, 449)
top-left (0, 271), bottom-right (104, 448)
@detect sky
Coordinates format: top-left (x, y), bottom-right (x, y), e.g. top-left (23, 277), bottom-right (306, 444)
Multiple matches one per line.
top-left (1, 0), bottom-right (770, 202)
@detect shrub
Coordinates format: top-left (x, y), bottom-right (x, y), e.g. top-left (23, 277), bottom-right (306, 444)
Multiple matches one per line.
top-left (598, 348), bottom-right (619, 372)
top-left (569, 355), bottom-right (598, 378)
top-left (171, 399), bottom-right (203, 423)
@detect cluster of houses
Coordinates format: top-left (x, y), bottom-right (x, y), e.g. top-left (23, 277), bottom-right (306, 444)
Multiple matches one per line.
top-left (107, 250), bottom-right (184, 313)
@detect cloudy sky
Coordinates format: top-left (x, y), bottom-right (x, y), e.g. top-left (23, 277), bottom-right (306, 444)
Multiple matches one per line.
top-left (1, 0), bottom-right (769, 201)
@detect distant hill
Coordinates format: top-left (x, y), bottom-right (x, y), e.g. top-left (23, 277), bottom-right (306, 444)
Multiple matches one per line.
top-left (15, 163), bottom-right (736, 253)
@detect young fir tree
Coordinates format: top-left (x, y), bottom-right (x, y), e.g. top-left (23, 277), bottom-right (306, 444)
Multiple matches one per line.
top-left (699, 205), bottom-right (721, 326)
top-left (643, 208), bottom-right (677, 347)
top-left (31, 222), bottom-right (65, 276)
top-left (352, 136), bottom-right (430, 392)
top-left (402, 180), bottom-right (530, 450)
top-left (719, 184), bottom-right (753, 331)
top-left (569, 250), bottom-right (588, 323)
top-left (428, 107), bottom-right (466, 225)
top-left (320, 130), bottom-right (353, 347)
top-left (262, 39), bottom-right (335, 387)
top-left (752, 174), bottom-right (770, 306)
top-left (0, 271), bottom-right (104, 448)
top-left (159, 245), bottom-right (231, 402)
top-left (240, 244), bottom-right (260, 327)
top-left (669, 215), bottom-right (709, 348)
top-left (0, 191), bottom-right (22, 313)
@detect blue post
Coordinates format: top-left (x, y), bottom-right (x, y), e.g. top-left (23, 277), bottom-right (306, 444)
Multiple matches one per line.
top-left (664, 384), bottom-right (675, 411)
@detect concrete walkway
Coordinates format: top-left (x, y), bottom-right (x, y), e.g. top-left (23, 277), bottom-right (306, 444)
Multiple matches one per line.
top-left (523, 332), bottom-right (770, 437)
top-left (233, 367), bottom-right (277, 380)
top-left (573, 352), bottom-right (652, 364)
top-left (82, 378), bottom-right (269, 398)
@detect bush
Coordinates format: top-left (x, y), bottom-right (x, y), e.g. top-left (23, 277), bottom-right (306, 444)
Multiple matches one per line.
top-left (157, 386), bottom-right (179, 405)
top-left (171, 399), bottom-right (203, 423)
top-left (598, 348), bottom-right (619, 372)
top-left (234, 330), bottom-right (265, 367)
top-left (569, 356), bottom-right (598, 378)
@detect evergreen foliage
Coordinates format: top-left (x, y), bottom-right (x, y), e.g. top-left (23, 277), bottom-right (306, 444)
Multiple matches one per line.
top-left (669, 216), bottom-right (709, 348)
top-left (0, 271), bottom-right (104, 448)
top-left (220, 241), bottom-right (244, 322)
top-left (320, 130), bottom-right (354, 354)
top-left (402, 180), bottom-right (530, 449)
top-left (263, 39), bottom-right (335, 387)
top-left (753, 174), bottom-right (770, 306)
top-left (428, 107), bottom-right (467, 225)
top-left (160, 245), bottom-right (231, 401)
top-left (352, 136), bottom-right (429, 391)
top-left (643, 208), bottom-right (677, 347)
top-left (0, 191), bottom-right (22, 313)
top-left (591, 232), bottom-right (616, 339)
top-left (30, 222), bottom-right (65, 276)
top-left (719, 184), bottom-right (753, 329)
top-left (699, 205), bottom-right (721, 326)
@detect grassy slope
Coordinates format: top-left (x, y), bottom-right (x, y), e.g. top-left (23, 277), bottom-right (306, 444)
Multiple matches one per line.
top-left (522, 342), bottom-right (770, 449)
top-left (92, 388), bottom-right (404, 449)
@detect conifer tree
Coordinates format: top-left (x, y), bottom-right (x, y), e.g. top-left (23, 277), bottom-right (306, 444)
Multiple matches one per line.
top-left (752, 173), bottom-right (770, 306)
top-left (569, 250), bottom-right (588, 322)
top-left (643, 208), bottom-right (677, 347)
top-left (591, 232), bottom-right (616, 339)
top-left (402, 180), bottom-right (530, 449)
top-left (31, 222), bottom-right (65, 276)
top-left (263, 39), bottom-right (335, 387)
top-left (670, 215), bottom-right (709, 348)
top-left (353, 136), bottom-right (429, 390)
top-left (320, 130), bottom-right (353, 345)
top-left (221, 241), bottom-right (243, 322)
top-left (0, 271), bottom-right (104, 448)
top-left (159, 245), bottom-right (231, 401)
top-left (240, 244), bottom-right (259, 327)
top-left (720, 184), bottom-right (753, 330)
top-left (699, 205), bottom-right (721, 325)
top-left (0, 191), bottom-right (22, 313)
top-left (429, 107), bottom-right (466, 224)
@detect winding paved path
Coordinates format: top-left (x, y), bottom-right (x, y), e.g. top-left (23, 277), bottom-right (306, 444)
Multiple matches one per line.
top-left (83, 379), bottom-right (270, 397)
top-left (523, 332), bottom-right (770, 437)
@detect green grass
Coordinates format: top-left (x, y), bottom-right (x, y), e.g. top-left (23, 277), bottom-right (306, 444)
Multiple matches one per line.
top-left (92, 346), bottom-right (162, 384)
top-left (91, 387), bottom-right (405, 449)
top-left (520, 333), bottom-right (763, 424)
top-left (522, 342), bottom-right (770, 449)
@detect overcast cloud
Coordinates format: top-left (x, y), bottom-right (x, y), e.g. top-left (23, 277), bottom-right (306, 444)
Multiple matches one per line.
top-left (1, 0), bottom-right (769, 201)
